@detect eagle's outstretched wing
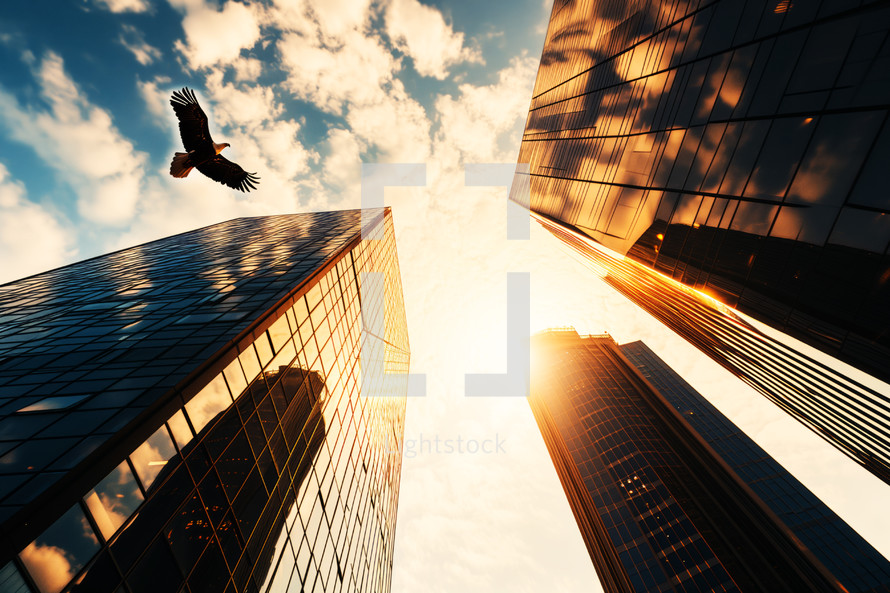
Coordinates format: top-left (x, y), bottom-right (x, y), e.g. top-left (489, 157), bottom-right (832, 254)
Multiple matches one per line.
top-left (196, 155), bottom-right (260, 192)
top-left (170, 88), bottom-right (212, 152)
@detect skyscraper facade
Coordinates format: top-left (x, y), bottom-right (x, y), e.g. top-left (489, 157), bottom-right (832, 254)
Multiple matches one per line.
top-left (529, 330), bottom-right (890, 593)
top-left (618, 340), bottom-right (890, 592)
top-left (535, 214), bottom-right (890, 485)
top-left (517, 0), bottom-right (890, 381)
top-left (0, 208), bottom-right (410, 593)
top-left (515, 0), bottom-right (890, 485)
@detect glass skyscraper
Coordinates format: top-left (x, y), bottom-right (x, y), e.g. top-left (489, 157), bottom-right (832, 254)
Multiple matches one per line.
top-left (530, 330), bottom-right (890, 593)
top-left (515, 0), bottom-right (890, 485)
top-left (536, 216), bottom-right (890, 485)
top-left (0, 208), bottom-right (410, 593)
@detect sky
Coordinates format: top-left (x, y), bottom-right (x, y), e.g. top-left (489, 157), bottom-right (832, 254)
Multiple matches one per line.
top-left (0, 1), bottom-right (888, 592)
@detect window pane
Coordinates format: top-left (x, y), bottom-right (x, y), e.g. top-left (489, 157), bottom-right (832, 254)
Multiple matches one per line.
top-left (19, 504), bottom-right (100, 593)
top-left (255, 332), bottom-right (274, 369)
top-left (239, 345), bottom-right (262, 386)
top-left (184, 374), bottom-right (231, 434)
top-left (130, 426), bottom-right (178, 492)
top-left (268, 316), bottom-right (291, 352)
top-left (222, 359), bottom-right (247, 399)
top-left (166, 410), bottom-right (193, 450)
top-left (84, 460), bottom-right (144, 540)
top-left (0, 561), bottom-right (30, 593)
top-left (17, 395), bottom-right (89, 413)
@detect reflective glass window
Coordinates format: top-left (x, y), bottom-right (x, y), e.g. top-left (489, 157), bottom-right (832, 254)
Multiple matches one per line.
top-left (19, 504), bottom-right (100, 593)
top-left (0, 561), bottom-right (30, 593)
top-left (267, 540), bottom-right (296, 593)
top-left (130, 425), bottom-right (178, 491)
top-left (743, 117), bottom-right (813, 200)
top-left (17, 395), bottom-right (89, 413)
top-left (255, 332), bottom-right (274, 369)
top-left (729, 202), bottom-right (778, 235)
top-left (848, 122), bottom-right (890, 210)
top-left (84, 460), bottom-right (144, 540)
top-left (184, 374), bottom-right (231, 434)
top-left (188, 544), bottom-right (229, 592)
top-left (222, 358), bottom-right (248, 399)
top-left (269, 339), bottom-right (297, 373)
top-left (786, 112), bottom-right (882, 207)
top-left (828, 208), bottom-right (890, 253)
top-left (292, 297), bottom-right (310, 328)
top-left (166, 410), bottom-right (192, 450)
top-left (268, 316), bottom-right (291, 352)
top-left (126, 537), bottom-right (182, 593)
top-left (164, 491), bottom-right (212, 574)
top-left (238, 345), bottom-right (262, 387)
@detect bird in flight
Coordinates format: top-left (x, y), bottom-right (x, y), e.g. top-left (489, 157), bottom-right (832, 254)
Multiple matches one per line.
top-left (169, 87), bottom-right (260, 192)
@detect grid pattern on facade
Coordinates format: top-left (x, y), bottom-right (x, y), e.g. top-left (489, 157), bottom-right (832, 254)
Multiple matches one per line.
top-left (515, 0), bottom-right (890, 382)
top-left (0, 209), bottom-right (409, 593)
top-left (529, 331), bottom-right (849, 593)
top-left (0, 210), bottom-right (370, 527)
top-left (535, 213), bottom-right (890, 489)
top-left (619, 340), bottom-right (890, 593)
top-left (531, 335), bottom-right (736, 593)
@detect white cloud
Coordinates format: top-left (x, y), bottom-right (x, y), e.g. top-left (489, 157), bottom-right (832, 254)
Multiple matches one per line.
top-left (307, 0), bottom-right (373, 39)
top-left (136, 75), bottom-right (172, 125)
top-left (385, 0), bottom-right (482, 79)
top-left (0, 163), bottom-right (74, 284)
top-left (232, 57), bottom-right (263, 82)
top-left (322, 128), bottom-right (363, 190)
top-left (119, 24), bottom-right (162, 65)
top-left (276, 17), bottom-right (433, 162)
top-left (19, 542), bottom-right (76, 593)
top-left (434, 55), bottom-right (538, 163)
top-left (170, 0), bottom-right (261, 70)
top-left (266, 0), bottom-right (373, 40)
top-left (263, 0), bottom-right (314, 37)
top-left (203, 72), bottom-right (282, 127)
top-left (93, 0), bottom-right (150, 13)
top-left (345, 83), bottom-right (432, 162)
top-left (203, 72), bottom-right (316, 181)
top-left (0, 52), bottom-right (146, 225)
top-left (278, 29), bottom-right (400, 113)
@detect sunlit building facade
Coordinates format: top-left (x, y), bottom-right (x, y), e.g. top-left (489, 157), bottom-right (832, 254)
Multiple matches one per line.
top-left (536, 216), bottom-right (890, 485)
top-left (530, 330), bottom-right (890, 593)
top-left (0, 208), bottom-right (410, 593)
top-left (618, 340), bottom-right (890, 592)
top-left (515, 0), bottom-right (890, 485)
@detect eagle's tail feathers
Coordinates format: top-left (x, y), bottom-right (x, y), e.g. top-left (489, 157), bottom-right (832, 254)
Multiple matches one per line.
top-left (170, 152), bottom-right (193, 178)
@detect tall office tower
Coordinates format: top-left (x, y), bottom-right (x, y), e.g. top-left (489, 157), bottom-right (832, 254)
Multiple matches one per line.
top-left (0, 208), bottom-right (410, 593)
top-left (529, 330), bottom-right (890, 593)
top-left (617, 340), bottom-right (890, 592)
top-left (515, 0), bottom-right (890, 484)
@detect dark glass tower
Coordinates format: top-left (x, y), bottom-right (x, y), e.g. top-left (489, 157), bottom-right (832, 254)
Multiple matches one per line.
top-left (0, 208), bottom-right (410, 593)
top-left (530, 330), bottom-right (890, 593)
top-left (619, 340), bottom-right (890, 593)
top-left (515, 0), bottom-right (890, 485)
top-left (535, 216), bottom-right (890, 485)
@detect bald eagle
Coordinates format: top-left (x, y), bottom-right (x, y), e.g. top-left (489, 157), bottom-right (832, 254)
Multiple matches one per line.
top-left (169, 88), bottom-right (260, 192)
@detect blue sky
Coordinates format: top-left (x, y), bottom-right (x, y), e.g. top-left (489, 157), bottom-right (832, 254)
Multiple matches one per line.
top-left (0, 0), bottom-right (548, 274)
top-left (1, 1), bottom-right (889, 592)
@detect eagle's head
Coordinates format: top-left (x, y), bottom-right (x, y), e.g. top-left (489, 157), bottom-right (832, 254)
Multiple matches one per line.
top-left (213, 142), bottom-right (231, 155)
